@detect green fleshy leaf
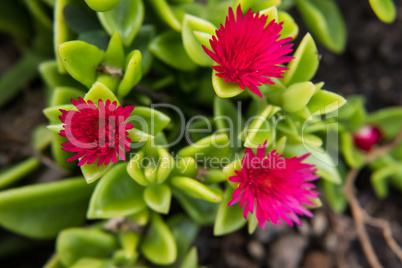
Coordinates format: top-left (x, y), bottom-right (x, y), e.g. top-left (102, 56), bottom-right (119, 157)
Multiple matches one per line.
top-left (117, 50), bottom-right (142, 98)
top-left (85, 0), bottom-right (122, 11)
top-left (51, 133), bottom-right (76, 169)
top-left (57, 228), bottom-right (117, 267)
top-left (243, 105), bottom-right (281, 148)
top-left (70, 258), bottom-right (111, 268)
top-left (340, 132), bottom-right (365, 168)
top-left (278, 11), bottom-right (298, 40)
top-left (78, 30), bottom-right (110, 50)
top-left (87, 163), bottom-right (146, 218)
top-left (148, 0), bottom-right (182, 31)
top-left (58, 41), bottom-right (105, 87)
top-left (182, 14), bottom-right (216, 66)
top-left (251, 0), bottom-right (281, 11)
top-left (55, 0), bottom-right (76, 72)
top-left (143, 184), bottom-right (171, 214)
top-left (214, 97), bottom-right (244, 149)
top-left (84, 82), bottom-right (120, 105)
top-left (168, 215), bottom-right (199, 259)
top-left (368, 107), bottom-right (402, 139)
top-left (127, 25), bottom-right (155, 75)
top-left (150, 31), bottom-right (197, 71)
top-left (179, 247), bottom-right (198, 268)
top-left (130, 106), bottom-right (170, 136)
top-left (81, 162), bottom-right (112, 184)
top-left (0, 178), bottom-right (94, 239)
top-left (177, 133), bottom-right (230, 161)
top-left (171, 176), bottom-right (223, 203)
top-left (296, 0), bottom-right (346, 53)
top-left (127, 152), bottom-right (149, 186)
top-left (307, 89), bottom-right (347, 115)
top-left (171, 157), bottom-right (198, 178)
top-left (281, 81), bottom-right (315, 113)
top-left (103, 31), bottom-right (125, 68)
top-left (338, 96), bottom-right (366, 131)
top-left (172, 189), bottom-right (218, 225)
top-left (127, 128), bottom-right (154, 143)
top-left (32, 125), bottom-right (53, 151)
top-left (140, 213), bottom-right (177, 265)
top-left (369, 0), bottom-right (396, 24)
top-left (39, 60), bottom-right (84, 91)
top-left (98, 0), bottom-right (144, 46)
top-left (283, 33), bottom-right (319, 86)
top-left (212, 70), bottom-right (245, 98)
top-left (0, 158), bottom-right (41, 190)
top-left (214, 187), bottom-right (247, 236)
top-left (43, 104), bottom-right (74, 124)
top-left (260, 6), bottom-right (278, 22)
top-left (371, 164), bottom-right (402, 199)
top-left (128, 208), bottom-right (150, 226)
top-left (285, 144), bottom-right (341, 184)
top-left (50, 86), bottom-right (84, 106)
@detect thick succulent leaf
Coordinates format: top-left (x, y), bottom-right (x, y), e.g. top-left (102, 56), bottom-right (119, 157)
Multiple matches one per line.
top-left (58, 41), bottom-right (105, 87)
top-left (307, 89), bottom-right (347, 115)
top-left (340, 132), bottom-right (365, 168)
top-left (171, 157), bottom-right (198, 178)
top-left (84, 82), bottom-right (120, 105)
top-left (103, 31), bottom-right (125, 68)
top-left (55, 0), bottom-right (76, 72)
top-left (283, 33), bottom-right (319, 86)
top-left (214, 97), bottom-right (244, 149)
top-left (251, 0), bottom-right (281, 11)
top-left (0, 178), bottom-right (94, 239)
top-left (369, 0), bottom-right (396, 24)
top-left (214, 187), bottom-right (247, 236)
top-left (177, 133), bottom-right (230, 161)
top-left (167, 215), bottom-right (199, 259)
top-left (98, 0), bottom-right (144, 46)
top-left (149, 31), bottom-right (197, 71)
top-left (70, 258), bottom-right (111, 268)
top-left (0, 158), bottom-right (41, 190)
top-left (85, 0), bottom-right (122, 11)
top-left (171, 176), bottom-right (223, 203)
top-left (296, 0), bottom-right (346, 53)
top-left (243, 105), bottom-right (280, 148)
top-left (371, 164), bottom-right (402, 199)
top-left (117, 50), bottom-right (142, 98)
top-left (148, 0), bottom-right (182, 31)
top-left (87, 163), bottom-right (146, 218)
top-left (172, 189), bottom-right (218, 225)
top-left (285, 144), bottom-right (342, 184)
top-left (143, 184), bottom-right (171, 214)
top-left (367, 107), bottom-right (402, 139)
top-left (57, 228), bottom-right (117, 267)
top-left (130, 106), bottom-right (171, 135)
top-left (127, 152), bottom-right (150, 186)
top-left (50, 86), bottom-right (84, 106)
top-left (212, 70), bottom-right (245, 98)
top-left (127, 25), bottom-right (156, 75)
top-left (39, 60), bottom-right (84, 91)
top-left (140, 213), bottom-right (177, 265)
top-left (182, 14), bottom-right (216, 66)
top-left (32, 125), bottom-right (53, 151)
top-left (278, 11), bottom-right (298, 40)
top-left (179, 247), bottom-right (198, 268)
top-left (281, 81), bottom-right (315, 113)
top-left (81, 162), bottom-right (112, 184)
top-left (52, 133), bottom-right (76, 169)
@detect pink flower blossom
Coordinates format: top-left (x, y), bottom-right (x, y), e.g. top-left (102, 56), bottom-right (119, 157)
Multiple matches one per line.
top-left (59, 97), bottom-right (134, 166)
top-left (203, 5), bottom-right (294, 98)
top-left (353, 125), bottom-right (383, 152)
top-left (228, 142), bottom-right (319, 228)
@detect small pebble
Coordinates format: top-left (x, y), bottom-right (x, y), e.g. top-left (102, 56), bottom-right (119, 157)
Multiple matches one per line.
top-left (312, 211), bottom-right (328, 236)
top-left (247, 240), bottom-right (265, 260)
top-left (267, 234), bottom-right (308, 268)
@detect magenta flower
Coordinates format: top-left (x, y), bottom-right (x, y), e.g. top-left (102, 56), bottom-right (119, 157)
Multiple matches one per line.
top-left (228, 142), bottom-right (319, 228)
top-left (59, 97), bottom-right (134, 166)
top-left (202, 5), bottom-right (294, 98)
top-left (353, 125), bottom-right (383, 152)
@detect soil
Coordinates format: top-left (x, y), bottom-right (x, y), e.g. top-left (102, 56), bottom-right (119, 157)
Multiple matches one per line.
top-left (0, 0), bottom-right (402, 267)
